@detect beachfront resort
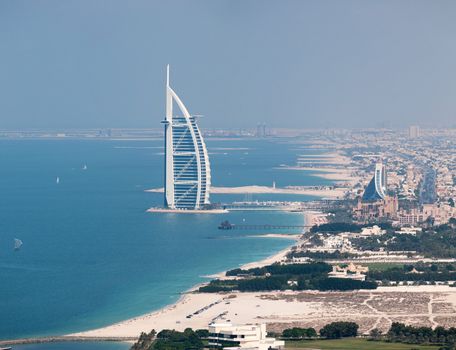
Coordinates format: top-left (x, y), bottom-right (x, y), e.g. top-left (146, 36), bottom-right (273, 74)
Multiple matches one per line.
top-left (59, 127), bottom-right (456, 350)
top-left (3, 2), bottom-right (456, 350)
top-left (3, 82), bottom-right (456, 350)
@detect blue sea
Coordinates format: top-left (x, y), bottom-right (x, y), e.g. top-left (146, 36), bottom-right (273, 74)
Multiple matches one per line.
top-left (0, 138), bottom-right (332, 345)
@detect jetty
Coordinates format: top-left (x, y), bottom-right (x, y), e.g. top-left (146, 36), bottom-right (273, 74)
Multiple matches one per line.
top-left (218, 220), bottom-right (311, 230)
top-left (0, 336), bottom-right (138, 347)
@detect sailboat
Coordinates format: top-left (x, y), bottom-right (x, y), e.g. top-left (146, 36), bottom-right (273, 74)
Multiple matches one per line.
top-left (14, 238), bottom-right (23, 251)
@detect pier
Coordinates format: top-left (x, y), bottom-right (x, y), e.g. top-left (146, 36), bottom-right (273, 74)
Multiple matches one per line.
top-left (218, 220), bottom-right (311, 230)
top-left (0, 336), bottom-right (138, 347)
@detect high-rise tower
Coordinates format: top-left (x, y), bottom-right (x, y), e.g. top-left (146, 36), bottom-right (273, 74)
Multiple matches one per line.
top-left (409, 125), bottom-right (420, 139)
top-left (162, 65), bottom-right (211, 209)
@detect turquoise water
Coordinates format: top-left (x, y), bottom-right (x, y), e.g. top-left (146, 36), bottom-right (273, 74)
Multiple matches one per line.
top-left (0, 138), bottom-right (331, 340)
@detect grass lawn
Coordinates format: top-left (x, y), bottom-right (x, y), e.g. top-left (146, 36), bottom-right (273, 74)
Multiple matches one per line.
top-left (285, 338), bottom-right (441, 350)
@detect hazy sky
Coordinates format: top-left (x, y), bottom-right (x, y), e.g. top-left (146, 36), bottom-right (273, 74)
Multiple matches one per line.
top-left (1, 0), bottom-right (456, 129)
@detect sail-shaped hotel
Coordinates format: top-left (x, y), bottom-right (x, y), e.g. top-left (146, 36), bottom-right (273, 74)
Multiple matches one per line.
top-left (362, 162), bottom-right (387, 201)
top-left (162, 66), bottom-right (211, 210)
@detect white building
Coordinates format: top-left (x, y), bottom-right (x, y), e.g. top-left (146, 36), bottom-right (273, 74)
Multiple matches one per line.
top-left (395, 227), bottom-right (422, 235)
top-left (321, 235), bottom-right (351, 251)
top-left (360, 225), bottom-right (385, 236)
top-left (328, 263), bottom-right (368, 281)
top-left (208, 323), bottom-right (284, 350)
top-left (162, 65), bottom-right (211, 209)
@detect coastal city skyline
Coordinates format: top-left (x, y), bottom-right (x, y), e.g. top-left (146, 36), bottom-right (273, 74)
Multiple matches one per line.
top-left (2, 2), bottom-right (456, 350)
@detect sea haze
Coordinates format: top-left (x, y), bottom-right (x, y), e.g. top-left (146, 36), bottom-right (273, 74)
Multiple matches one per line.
top-left (0, 138), bottom-right (333, 339)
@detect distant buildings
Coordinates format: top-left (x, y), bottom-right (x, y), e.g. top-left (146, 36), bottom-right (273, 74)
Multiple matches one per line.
top-left (354, 161), bottom-right (455, 226)
top-left (409, 125), bottom-right (421, 139)
top-left (162, 65), bottom-right (211, 210)
top-left (354, 196), bottom-right (398, 223)
top-left (328, 263), bottom-right (368, 281)
top-left (396, 203), bottom-right (456, 226)
top-left (208, 323), bottom-right (284, 350)
top-left (355, 162), bottom-right (398, 222)
top-left (256, 123), bottom-right (267, 137)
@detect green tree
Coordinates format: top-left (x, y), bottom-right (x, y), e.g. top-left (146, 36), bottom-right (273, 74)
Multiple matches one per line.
top-left (369, 328), bottom-right (382, 340)
top-left (282, 327), bottom-right (317, 339)
top-left (131, 330), bottom-right (156, 350)
top-left (153, 329), bottom-right (203, 350)
top-left (320, 322), bottom-right (359, 339)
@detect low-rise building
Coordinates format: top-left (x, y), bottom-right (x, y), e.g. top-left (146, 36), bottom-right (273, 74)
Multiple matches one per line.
top-left (395, 227), bottom-right (422, 235)
top-left (360, 225), bottom-right (385, 236)
top-left (208, 323), bottom-right (284, 350)
top-left (395, 203), bottom-right (455, 226)
top-left (396, 208), bottom-right (426, 226)
top-left (328, 263), bottom-right (368, 281)
top-left (353, 195), bottom-right (398, 223)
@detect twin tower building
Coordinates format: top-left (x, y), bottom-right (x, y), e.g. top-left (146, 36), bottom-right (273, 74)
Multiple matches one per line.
top-left (162, 66), bottom-right (211, 210)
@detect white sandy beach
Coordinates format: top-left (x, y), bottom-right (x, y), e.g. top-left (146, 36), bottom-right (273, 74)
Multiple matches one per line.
top-left (70, 214), bottom-right (312, 339)
top-left (272, 150), bottom-right (361, 185)
top-left (69, 211), bottom-right (330, 339)
top-left (70, 210), bottom-right (456, 340)
top-left (246, 233), bottom-right (301, 240)
top-left (71, 145), bottom-right (359, 341)
top-left (297, 152), bottom-right (351, 166)
top-left (277, 166), bottom-right (359, 184)
top-left (71, 285), bottom-right (456, 338)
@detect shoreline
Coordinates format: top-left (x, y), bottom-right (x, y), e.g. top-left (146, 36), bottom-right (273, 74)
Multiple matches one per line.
top-left (66, 211), bottom-right (329, 339)
top-left (68, 216), bottom-right (456, 341)
top-left (274, 150), bottom-right (360, 186)
top-left (7, 150), bottom-right (354, 343)
top-left (66, 283), bottom-right (456, 339)
top-left (65, 211), bottom-right (330, 339)
top-left (66, 213), bottom-right (317, 340)
top-left (0, 220), bottom-right (306, 345)
top-left (276, 166), bottom-right (359, 185)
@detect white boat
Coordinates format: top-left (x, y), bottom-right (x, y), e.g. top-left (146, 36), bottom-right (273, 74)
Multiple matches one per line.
top-left (56, 177), bottom-right (60, 184)
top-left (83, 164), bottom-right (87, 170)
top-left (14, 238), bottom-right (23, 251)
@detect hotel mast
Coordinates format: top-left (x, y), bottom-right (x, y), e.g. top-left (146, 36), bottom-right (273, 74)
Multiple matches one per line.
top-left (162, 65), bottom-right (211, 209)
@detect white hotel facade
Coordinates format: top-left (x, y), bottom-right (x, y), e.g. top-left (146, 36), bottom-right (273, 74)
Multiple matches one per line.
top-left (208, 323), bottom-right (284, 350)
top-left (162, 65), bottom-right (211, 210)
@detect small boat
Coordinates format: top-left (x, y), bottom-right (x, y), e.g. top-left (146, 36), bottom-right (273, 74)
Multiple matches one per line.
top-left (0, 347), bottom-right (13, 350)
top-left (83, 164), bottom-right (87, 170)
top-left (56, 177), bottom-right (60, 184)
top-left (14, 238), bottom-right (23, 251)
